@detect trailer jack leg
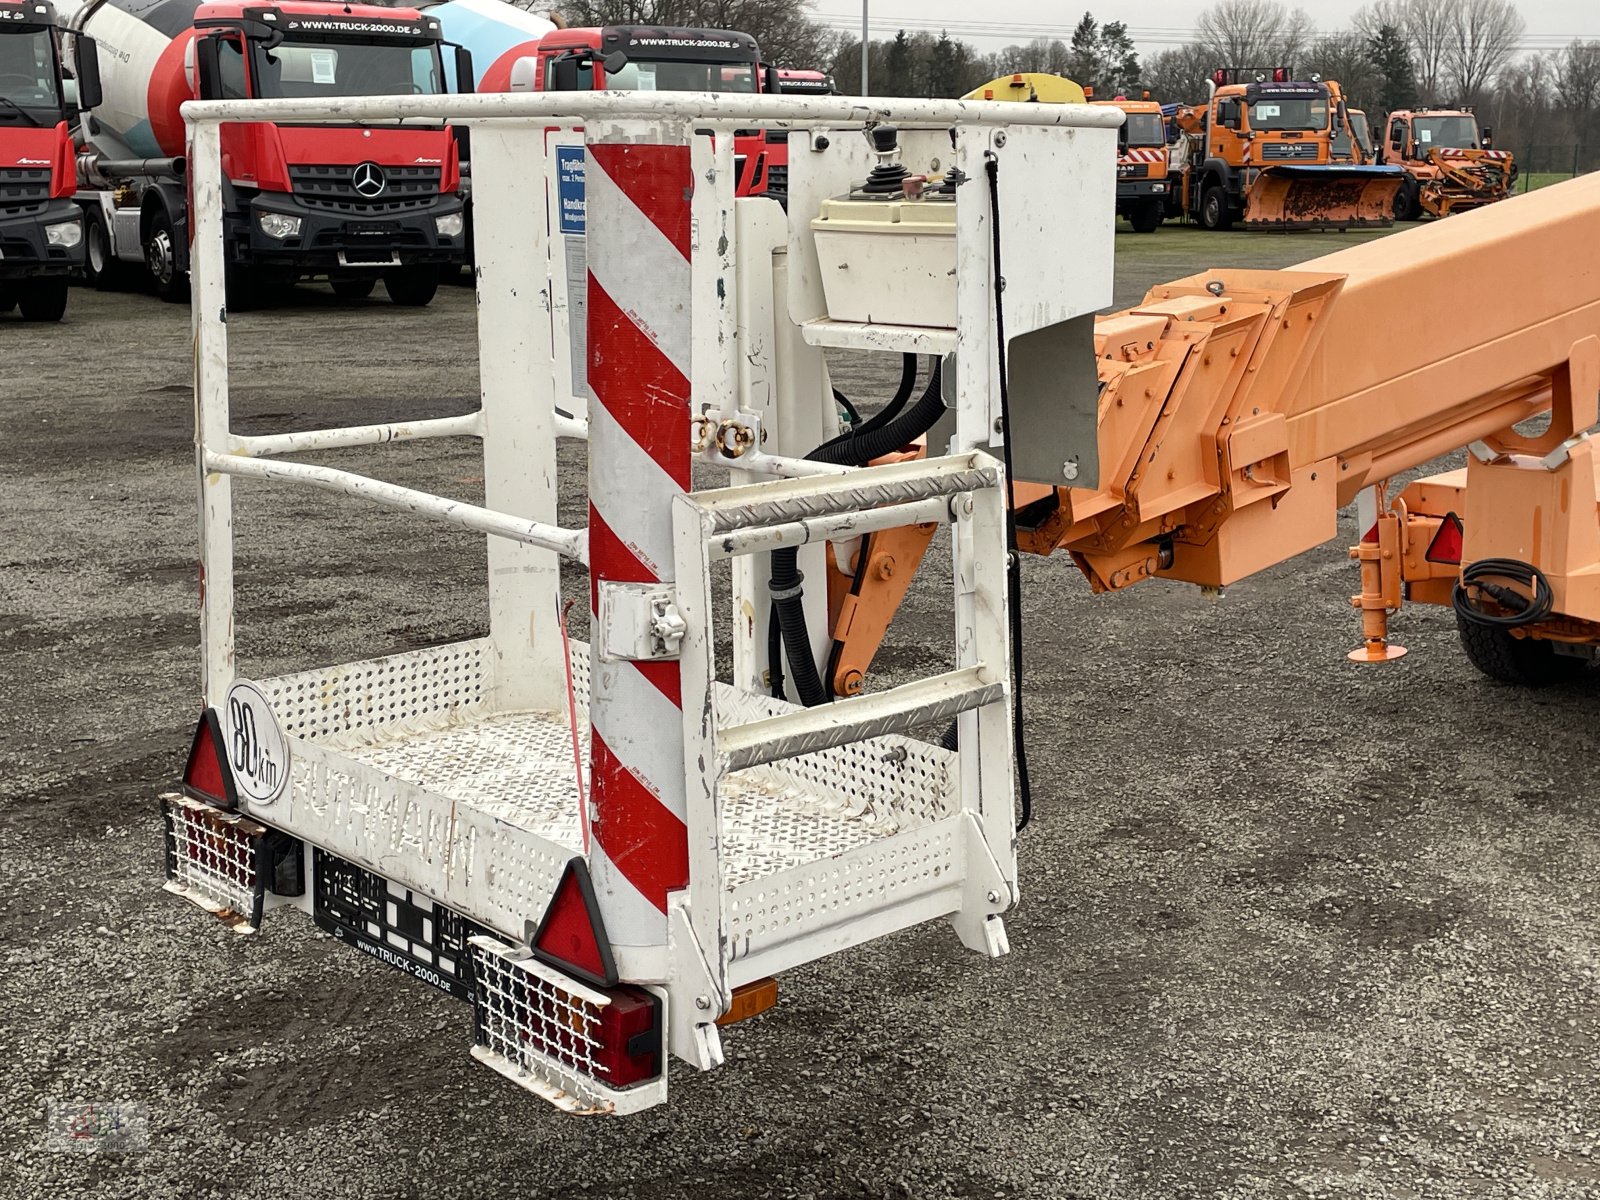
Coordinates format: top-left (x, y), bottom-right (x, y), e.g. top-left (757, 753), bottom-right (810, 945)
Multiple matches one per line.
top-left (1348, 484), bottom-right (1407, 662)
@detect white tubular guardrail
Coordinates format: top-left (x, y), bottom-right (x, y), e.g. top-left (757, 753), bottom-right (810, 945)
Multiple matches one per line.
top-left (203, 451), bottom-right (588, 562)
top-left (179, 90), bottom-right (1125, 131)
top-left (227, 412), bottom-right (486, 458)
top-left (707, 494), bottom-right (953, 560)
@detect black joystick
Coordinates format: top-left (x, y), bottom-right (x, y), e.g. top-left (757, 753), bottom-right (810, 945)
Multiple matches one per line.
top-left (860, 124), bottom-right (911, 195)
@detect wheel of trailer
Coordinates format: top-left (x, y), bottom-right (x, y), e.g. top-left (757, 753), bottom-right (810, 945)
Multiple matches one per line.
top-left (331, 277), bottom-right (376, 300)
top-left (83, 210), bottom-right (127, 291)
top-left (1456, 614), bottom-right (1587, 686)
top-left (1130, 199), bottom-right (1163, 234)
top-left (1199, 185), bottom-right (1233, 231)
top-left (144, 207), bottom-right (189, 304)
top-left (17, 277), bottom-right (69, 322)
top-left (383, 265), bottom-right (438, 307)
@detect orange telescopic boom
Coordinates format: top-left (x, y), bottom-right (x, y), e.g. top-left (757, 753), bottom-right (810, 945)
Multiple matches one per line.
top-left (834, 174), bottom-right (1600, 685)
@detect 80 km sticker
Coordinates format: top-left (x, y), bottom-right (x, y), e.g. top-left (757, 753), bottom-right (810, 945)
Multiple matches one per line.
top-left (224, 681), bottom-right (289, 805)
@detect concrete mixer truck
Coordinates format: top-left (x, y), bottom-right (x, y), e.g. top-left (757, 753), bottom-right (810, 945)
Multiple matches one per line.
top-left (61, 0), bottom-right (474, 304)
top-left (0, 0), bottom-right (90, 322)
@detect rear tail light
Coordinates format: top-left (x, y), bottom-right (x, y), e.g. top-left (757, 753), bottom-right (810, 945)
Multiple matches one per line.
top-left (470, 934), bottom-right (664, 1113)
top-left (161, 794), bottom-right (265, 929)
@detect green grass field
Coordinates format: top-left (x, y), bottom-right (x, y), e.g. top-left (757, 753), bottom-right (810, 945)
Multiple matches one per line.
top-left (1518, 171), bottom-right (1586, 193)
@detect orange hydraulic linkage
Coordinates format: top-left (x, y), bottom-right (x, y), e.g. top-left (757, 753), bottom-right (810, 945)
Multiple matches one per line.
top-left (829, 174), bottom-right (1600, 689)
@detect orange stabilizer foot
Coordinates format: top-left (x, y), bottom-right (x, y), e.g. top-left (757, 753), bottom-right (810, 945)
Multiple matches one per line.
top-left (1348, 642), bottom-right (1408, 663)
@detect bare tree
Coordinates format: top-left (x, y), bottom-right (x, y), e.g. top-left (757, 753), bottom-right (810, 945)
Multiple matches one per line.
top-left (1446, 0), bottom-right (1525, 104)
top-left (991, 37), bottom-right (1072, 77)
top-left (1194, 0), bottom-right (1316, 71)
top-left (1406, 0), bottom-right (1458, 104)
top-left (1142, 44), bottom-right (1213, 103)
top-left (1303, 31), bottom-right (1383, 115)
top-left (1555, 41), bottom-right (1600, 143)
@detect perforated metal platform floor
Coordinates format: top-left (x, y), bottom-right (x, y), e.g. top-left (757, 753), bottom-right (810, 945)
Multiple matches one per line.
top-left (322, 706), bottom-right (892, 892)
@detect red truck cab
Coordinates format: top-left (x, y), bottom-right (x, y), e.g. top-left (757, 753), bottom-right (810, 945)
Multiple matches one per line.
top-left (184, 1), bottom-right (470, 301)
top-left (0, 0), bottom-right (83, 320)
top-left (493, 25), bottom-right (777, 196)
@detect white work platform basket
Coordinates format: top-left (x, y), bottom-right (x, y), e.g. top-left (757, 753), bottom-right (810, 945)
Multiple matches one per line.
top-left (172, 87), bottom-right (1118, 1111)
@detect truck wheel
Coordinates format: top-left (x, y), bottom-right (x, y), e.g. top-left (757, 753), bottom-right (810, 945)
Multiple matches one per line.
top-left (331, 277), bottom-right (376, 300)
top-left (1200, 185), bottom-right (1233, 231)
top-left (1393, 180), bottom-right (1420, 221)
top-left (383, 265), bottom-right (438, 307)
top-left (145, 207), bottom-right (189, 304)
top-left (83, 210), bottom-right (128, 291)
top-left (1457, 615), bottom-right (1587, 686)
top-left (18, 277), bottom-right (69, 322)
top-left (1130, 199), bottom-right (1163, 234)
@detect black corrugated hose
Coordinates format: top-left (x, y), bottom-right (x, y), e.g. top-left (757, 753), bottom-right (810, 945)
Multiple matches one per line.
top-left (768, 356), bottom-right (946, 708)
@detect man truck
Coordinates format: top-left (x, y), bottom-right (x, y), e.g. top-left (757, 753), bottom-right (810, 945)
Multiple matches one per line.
top-left (1168, 68), bottom-right (1402, 231)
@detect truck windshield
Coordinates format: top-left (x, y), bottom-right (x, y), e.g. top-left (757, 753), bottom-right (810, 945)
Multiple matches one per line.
top-left (251, 38), bottom-right (445, 99)
top-left (0, 28), bottom-right (62, 118)
top-left (1248, 99), bottom-right (1327, 132)
top-left (602, 58), bottom-right (757, 92)
top-left (1122, 113), bottom-right (1164, 146)
top-left (1414, 115), bottom-right (1479, 150)
top-left (1352, 115), bottom-right (1372, 157)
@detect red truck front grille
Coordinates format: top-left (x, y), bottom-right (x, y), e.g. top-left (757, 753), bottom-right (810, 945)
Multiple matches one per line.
top-left (0, 168), bottom-right (50, 217)
top-left (287, 164), bottom-right (443, 214)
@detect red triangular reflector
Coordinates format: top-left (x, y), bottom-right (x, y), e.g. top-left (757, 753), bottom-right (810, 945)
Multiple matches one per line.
top-left (182, 709), bottom-right (238, 809)
top-left (531, 858), bottom-right (618, 988)
top-left (1426, 512), bottom-right (1464, 565)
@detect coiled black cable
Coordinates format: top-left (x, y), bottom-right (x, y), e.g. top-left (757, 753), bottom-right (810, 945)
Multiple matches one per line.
top-left (768, 358), bottom-right (948, 707)
top-left (1453, 558), bottom-right (1555, 629)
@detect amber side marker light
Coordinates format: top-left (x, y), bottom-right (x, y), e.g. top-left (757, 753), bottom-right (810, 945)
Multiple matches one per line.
top-left (717, 977), bottom-right (779, 1026)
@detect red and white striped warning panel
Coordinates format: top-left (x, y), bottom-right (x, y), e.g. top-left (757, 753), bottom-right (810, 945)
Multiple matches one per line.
top-left (1120, 148), bottom-right (1165, 163)
top-left (584, 138), bottom-right (694, 950)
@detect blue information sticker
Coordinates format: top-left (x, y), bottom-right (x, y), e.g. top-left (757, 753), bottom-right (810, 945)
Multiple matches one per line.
top-left (557, 146), bottom-right (586, 235)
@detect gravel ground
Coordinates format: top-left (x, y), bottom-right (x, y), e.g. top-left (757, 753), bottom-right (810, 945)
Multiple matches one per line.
top-left (3, 219), bottom-right (1599, 1200)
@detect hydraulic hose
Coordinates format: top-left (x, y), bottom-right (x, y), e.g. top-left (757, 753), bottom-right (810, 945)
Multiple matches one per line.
top-left (815, 353), bottom-right (918, 457)
top-left (769, 358), bottom-right (947, 707)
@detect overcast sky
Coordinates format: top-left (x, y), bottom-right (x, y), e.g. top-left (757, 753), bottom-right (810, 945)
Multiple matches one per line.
top-left (813, 0), bottom-right (1600, 56)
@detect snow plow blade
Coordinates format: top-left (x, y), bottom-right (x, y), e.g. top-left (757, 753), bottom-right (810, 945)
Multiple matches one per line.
top-left (1421, 149), bottom-right (1514, 218)
top-left (1243, 165), bottom-right (1406, 231)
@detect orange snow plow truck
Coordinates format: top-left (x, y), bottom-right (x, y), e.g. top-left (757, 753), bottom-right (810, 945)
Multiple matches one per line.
top-left (1088, 90), bottom-right (1170, 233)
top-left (1378, 108), bottom-right (1514, 220)
top-left (1170, 68), bottom-right (1404, 230)
top-left (965, 75), bottom-right (1170, 232)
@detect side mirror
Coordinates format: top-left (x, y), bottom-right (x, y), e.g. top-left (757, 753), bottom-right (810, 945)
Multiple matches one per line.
top-left (601, 50), bottom-right (627, 76)
top-left (508, 56), bottom-right (539, 93)
top-left (453, 45), bottom-right (474, 95)
top-left (763, 64), bottom-right (780, 95)
top-left (1481, 126), bottom-right (1493, 148)
top-left (74, 34), bottom-right (103, 111)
